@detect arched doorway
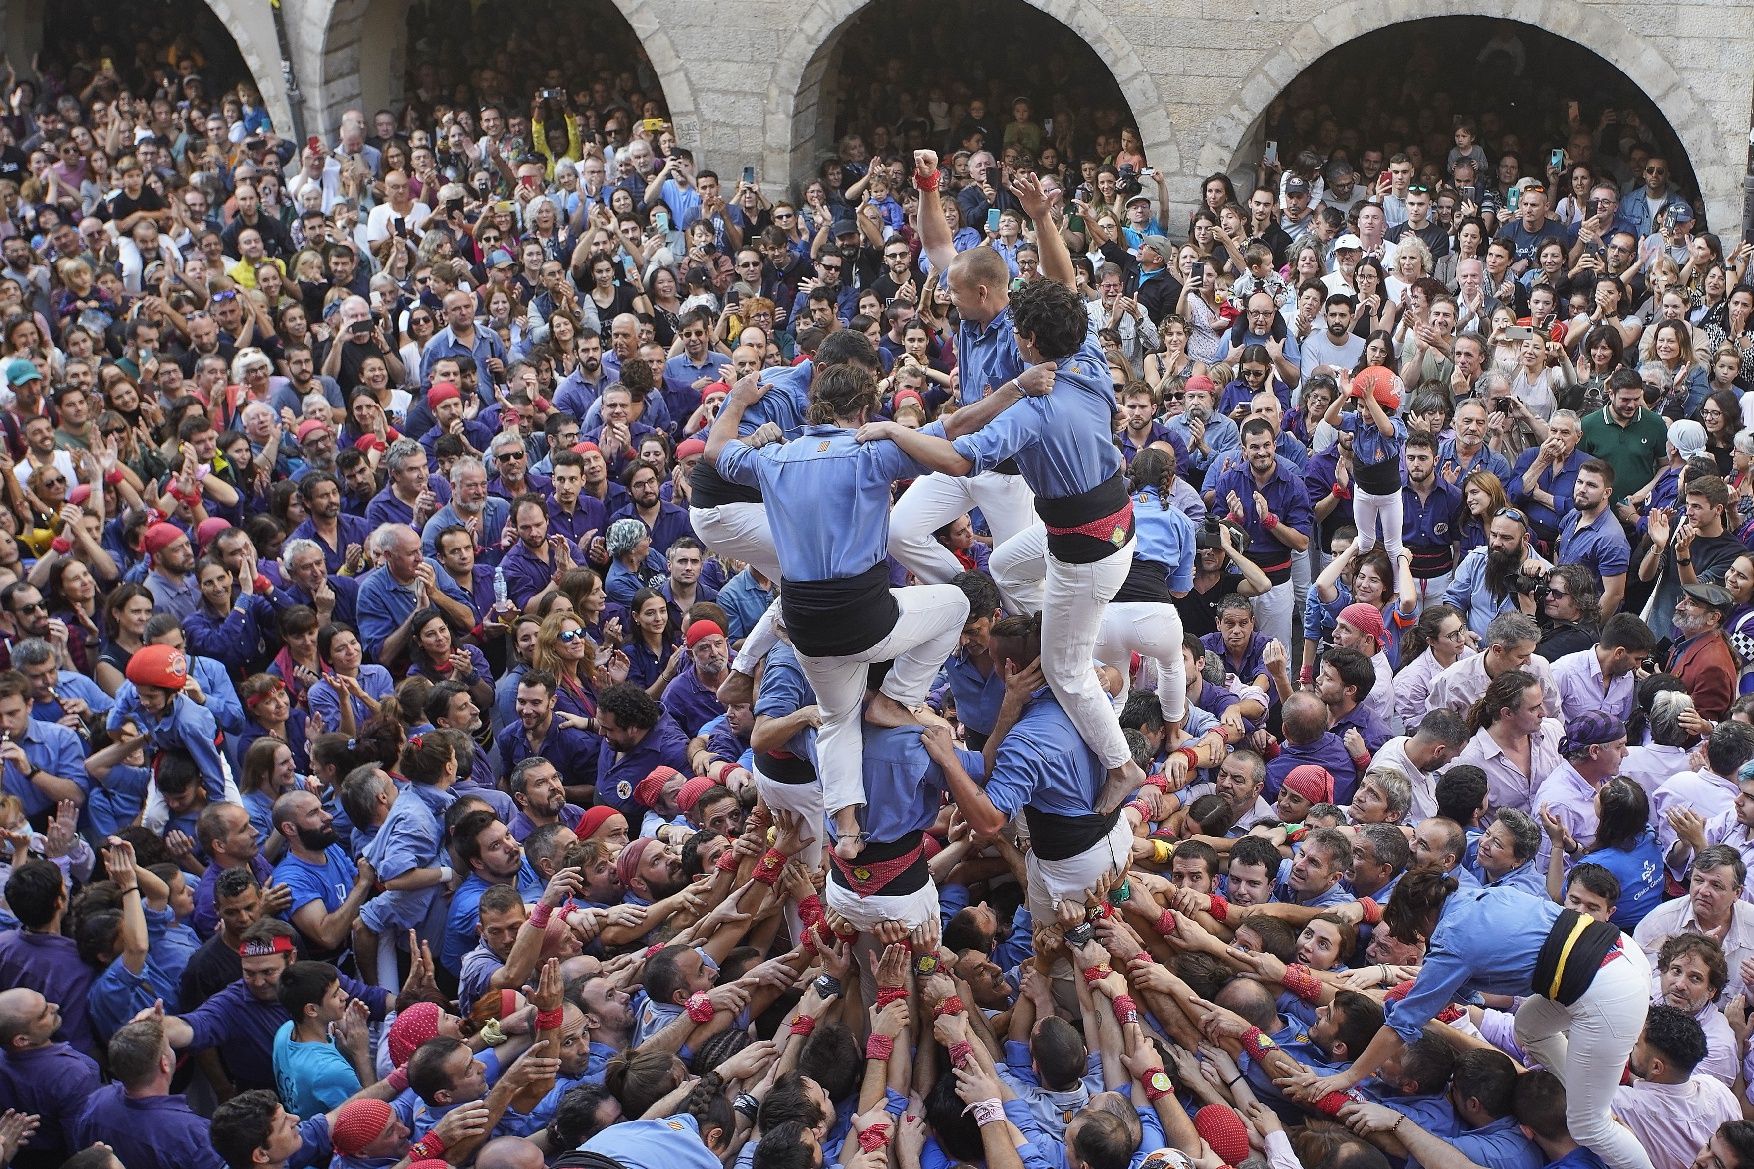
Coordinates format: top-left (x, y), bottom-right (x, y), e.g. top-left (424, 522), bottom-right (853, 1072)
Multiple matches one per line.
top-left (34, 0), bottom-right (283, 129)
top-left (317, 0), bottom-right (689, 142)
top-left (770, 0), bottom-right (1181, 195)
top-left (1203, 9), bottom-right (1728, 227)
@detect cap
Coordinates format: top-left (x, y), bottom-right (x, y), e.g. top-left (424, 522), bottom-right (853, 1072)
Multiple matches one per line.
top-left (674, 438), bottom-right (707, 461)
top-left (3, 358), bottom-right (42, 387)
top-left (488, 248), bottom-right (516, 268)
top-left (1283, 764), bottom-right (1335, 805)
top-left (1126, 193), bottom-right (1152, 206)
top-left (576, 804), bottom-right (621, 840)
top-left (1669, 201), bottom-right (1695, 223)
top-left (616, 836), bottom-right (655, 889)
top-left (1334, 233), bottom-right (1364, 251)
top-left (892, 388), bottom-right (924, 413)
top-left (1193, 1106), bottom-right (1251, 1167)
top-left (685, 619), bottom-right (725, 648)
top-left (1184, 374), bottom-right (1215, 395)
top-left (676, 776), bottom-right (715, 815)
top-left (332, 1099), bottom-right (395, 1157)
top-left (1138, 234), bottom-right (1172, 260)
top-left (1683, 582), bottom-right (1736, 614)
top-left (1283, 176), bottom-right (1310, 196)
top-left (1337, 602), bottom-right (1388, 650)
top-left (571, 440), bottom-right (601, 456)
top-left (143, 522), bottom-right (188, 557)
top-left (427, 381), bottom-right (462, 409)
top-left (605, 517), bottom-right (648, 557)
top-left (194, 516), bottom-right (232, 552)
top-left (701, 380), bottom-right (730, 400)
top-left (831, 218), bottom-right (858, 238)
top-left (634, 765), bottom-right (682, 810)
top-left (1560, 710), bottom-right (1627, 757)
top-left (295, 418), bottom-right (329, 443)
top-left (389, 1001), bottom-right (444, 1067)
top-left (126, 644), bottom-right (190, 691)
top-left (1351, 365), bottom-right (1403, 412)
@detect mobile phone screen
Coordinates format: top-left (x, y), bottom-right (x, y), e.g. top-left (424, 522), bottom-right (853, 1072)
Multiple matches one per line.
top-left (986, 209), bottom-right (1001, 232)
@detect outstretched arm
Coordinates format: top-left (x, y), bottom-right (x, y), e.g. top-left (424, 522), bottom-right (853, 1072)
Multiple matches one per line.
top-left (856, 421), bottom-right (972, 476)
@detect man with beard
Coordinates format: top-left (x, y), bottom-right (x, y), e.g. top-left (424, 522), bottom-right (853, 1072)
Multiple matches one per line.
top-left (1614, 1005), bottom-right (1741, 1169)
top-left (270, 791), bottom-right (375, 962)
top-left (487, 430), bottom-right (548, 506)
top-left (433, 525), bottom-right (497, 626)
top-left (1559, 460), bottom-right (1631, 618)
top-left (662, 620), bottom-right (730, 738)
top-left (142, 522), bottom-right (201, 621)
top-left (1399, 431), bottom-right (1465, 606)
top-left (543, 451), bottom-right (606, 548)
top-left (290, 473), bottom-right (372, 574)
top-left (661, 539), bottom-right (717, 630)
top-left (1438, 399), bottom-right (1512, 484)
top-left (499, 684), bottom-right (598, 818)
top-left (499, 494), bottom-right (578, 609)
top-left (442, 809), bottom-right (546, 972)
top-left (1664, 585), bottom-right (1739, 722)
top-left (594, 686), bottom-right (693, 821)
top-left (1582, 371), bottom-right (1669, 524)
top-left (421, 456), bottom-right (510, 562)
top-left (555, 329), bottom-right (613, 421)
top-left (1641, 477), bottom-right (1744, 641)
top-left (505, 757), bottom-right (584, 843)
top-left (1203, 417), bottom-right (1312, 652)
top-left (610, 461), bottom-right (690, 557)
top-left (1444, 506), bottom-right (1551, 640)
top-left (274, 538), bottom-right (359, 628)
top-left (1298, 294), bottom-right (1365, 378)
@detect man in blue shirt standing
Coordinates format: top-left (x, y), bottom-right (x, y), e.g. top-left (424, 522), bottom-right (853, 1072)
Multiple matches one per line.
top-left (1203, 416), bottom-right (1314, 657)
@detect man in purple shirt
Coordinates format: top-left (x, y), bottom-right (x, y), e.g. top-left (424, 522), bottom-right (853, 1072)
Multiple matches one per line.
top-left (363, 439), bottom-right (451, 532)
top-left (191, 803), bottom-right (281, 939)
top-left (593, 684), bottom-right (693, 819)
top-left (609, 461), bottom-right (694, 557)
top-left (1319, 647), bottom-right (1393, 754)
top-left (1203, 416), bottom-right (1313, 651)
top-left (0, 987), bottom-right (101, 1169)
top-left (544, 451), bottom-right (608, 547)
top-left (495, 671), bottom-right (599, 804)
top-left (499, 495), bottom-right (579, 608)
top-left (505, 756), bottom-right (585, 843)
top-left (661, 620), bottom-right (730, 738)
top-left (0, 861), bottom-right (95, 1055)
top-left (1267, 692), bottom-right (1360, 802)
top-left (71, 1017), bottom-right (226, 1169)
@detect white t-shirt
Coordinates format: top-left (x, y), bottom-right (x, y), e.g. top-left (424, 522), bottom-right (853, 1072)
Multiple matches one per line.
top-left (364, 200), bottom-right (432, 245)
top-left (1300, 328), bottom-right (1365, 377)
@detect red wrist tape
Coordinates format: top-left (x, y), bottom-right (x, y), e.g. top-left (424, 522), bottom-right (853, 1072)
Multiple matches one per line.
top-left (1206, 893), bottom-right (1230, 924)
top-left (875, 986), bottom-right (908, 1008)
top-left (1081, 964), bottom-right (1112, 985)
top-left (534, 1007), bottom-right (565, 1032)
top-left (529, 902), bottom-right (554, 929)
top-left (865, 1032), bottom-right (895, 1060)
top-left (1283, 963), bottom-right (1322, 1003)
top-left (408, 1132), bottom-right (447, 1160)
top-left (685, 991), bottom-right (716, 1023)
top-left (1359, 897), bottom-right (1383, 926)
top-left (1139, 1066), bottom-right (1173, 1102)
top-left (857, 1124), bottom-right (891, 1152)
top-left (386, 1066), bottom-right (409, 1090)
top-left (1111, 993), bottom-right (1139, 1025)
top-left (1156, 909), bottom-right (1178, 938)
top-left (797, 894), bottom-right (825, 929)
top-left (49, 536), bottom-right (71, 555)
top-left (709, 761), bottom-right (739, 785)
top-left (934, 995), bottom-right (966, 1018)
top-left (914, 170), bottom-right (940, 193)
top-left (790, 1014), bottom-right (817, 1037)
top-left (948, 1040), bottom-right (974, 1068)
top-left (1142, 772), bottom-right (1169, 792)
top-left (753, 848), bottom-right (786, 885)
top-left (715, 847), bottom-right (740, 873)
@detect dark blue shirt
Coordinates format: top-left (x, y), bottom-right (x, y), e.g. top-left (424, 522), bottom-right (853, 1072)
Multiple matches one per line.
top-left (1205, 457), bottom-right (1313, 568)
top-left (594, 712), bottom-right (693, 818)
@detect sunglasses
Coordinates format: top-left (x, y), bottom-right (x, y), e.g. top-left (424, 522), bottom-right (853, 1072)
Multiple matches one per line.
top-left (1494, 507), bottom-right (1528, 524)
top-left (496, 450), bottom-right (523, 461)
top-left (1407, 184), bottom-right (1432, 194)
top-left (211, 290), bottom-right (238, 303)
top-left (1521, 182), bottom-right (1546, 194)
top-left (557, 628), bottom-right (589, 644)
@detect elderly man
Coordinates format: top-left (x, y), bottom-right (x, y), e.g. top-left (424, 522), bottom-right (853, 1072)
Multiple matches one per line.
top-left (421, 455), bottom-right (510, 561)
top-left (1508, 409), bottom-right (1588, 548)
top-left (365, 438), bottom-right (450, 531)
top-left (273, 538), bottom-right (359, 627)
top-left (1635, 847), bottom-right (1754, 1001)
top-left (1665, 584), bottom-right (1740, 721)
top-left (355, 524), bottom-right (470, 662)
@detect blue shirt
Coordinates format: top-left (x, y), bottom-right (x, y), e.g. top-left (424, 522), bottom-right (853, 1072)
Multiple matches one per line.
top-left (1444, 545), bottom-right (1551, 639)
top-left (355, 561), bottom-right (470, 658)
top-left (1385, 886), bottom-right (1561, 1043)
top-left (954, 307), bottom-right (1027, 408)
top-left (71, 1085), bottom-right (225, 1169)
top-left (420, 324), bottom-right (506, 384)
top-left (306, 666), bottom-right (396, 737)
top-left (583, 1114), bottom-right (723, 1169)
top-left (828, 724), bottom-right (980, 845)
top-left (0, 717), bottom-right (89, 817)
top-left (273, 845), bottom-right (359, 931)
top-left (420, 498), bottom-right (511, 561)
top-left (716, 569), bottom-right (773, 640)
top-left (273, 1020), bottom-right (360, 1116)
top-left (718, 425), bottom-right (924, 580)
top-left (1339, 409), bottom-right (1406, 471)
top-left (1402, 478), bottom-right (1466, 551)
top-left (443, 858), bottom-right (545, 970)
top-left (289, 514), bottom-right (375, 573)
top-left (983, 689), bottom-right (1105, 819)
top-left (0, 1041), bottom-right (100, 1164)
top-left (360, 781), bottom-right (454, 933)
top-left (363, 476), bottom-right (453, 531)
top-left (1130, 488), bottom-right (1197, 591)
top-left (1437, 439), bottom-right (1511, 484)
top-left (942, 649), bottom-right (1006, 738)
top-left (1557, 509), bottom-right (1631, 582)
top-left (949, 339), bottom-right (1122, 499)
top-left (1508, 446), bottom-right (1588, 538)
top-left (1580, 829), bottom-right (1664, 930)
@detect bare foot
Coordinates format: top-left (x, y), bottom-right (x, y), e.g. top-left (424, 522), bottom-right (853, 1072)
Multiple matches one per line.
top-left (1095, 759), bottom-right (1147, 816)
top-left (717, 670), bottom-right (755, 706)
top-left (863, 691), bottom-right (919, 729)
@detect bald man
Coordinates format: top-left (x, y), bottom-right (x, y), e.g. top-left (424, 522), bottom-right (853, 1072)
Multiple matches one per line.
top-left (0, 987), bottom-right (101, 1169)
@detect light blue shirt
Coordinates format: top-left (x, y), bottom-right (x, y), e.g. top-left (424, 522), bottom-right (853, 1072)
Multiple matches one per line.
top-left (949, 338), bottom-right (1123, 498)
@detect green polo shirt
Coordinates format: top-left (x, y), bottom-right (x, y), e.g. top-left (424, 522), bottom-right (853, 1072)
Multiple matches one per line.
top-left (1580, 405), bottom-right (1666, 503)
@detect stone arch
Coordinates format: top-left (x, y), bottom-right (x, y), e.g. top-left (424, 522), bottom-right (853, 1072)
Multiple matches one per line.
top-left (311, 0), bottom-right (698, 140)
top-left (1198, 0), bottom-right (1732, 216)
top-left (766, 0), bottom-right (1182, 194)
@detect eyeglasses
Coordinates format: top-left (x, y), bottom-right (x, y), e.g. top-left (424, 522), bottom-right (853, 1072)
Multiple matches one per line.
top-left (819, 262), bottom-right (841, 272)
top-left (496, 450), bottom-right (523, 461)
top-left (14, 599), bottom-right (45, 613)
top-left (557, 628), bottom-right (588, 644)
top-left (773, 212), bottom-right (794, 220)
top-left (1162, 392), bottom-right (1184, 402)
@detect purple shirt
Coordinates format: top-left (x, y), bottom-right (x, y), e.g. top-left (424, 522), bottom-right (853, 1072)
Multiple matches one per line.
top-left (662, 663), bottom-right (726, 738)
top-left (595, 713), bottom-right (693, 818)
top-left (495, 716), bottom-right (601, 791)
top-left (71, 1085), bottom-right (225, 1169)
top-left (547, 495), bottom-right (608, 545)
top-left (499, 538), bottom-right (575, 607)
top-left (609, 501), bottom-right (695, 557)
top-left (1204, 457), bottom-right (1312, 569)
top-left (1530, 760), bottom-right (1600, 872)
top-left (363, 475), bottom-right (452, 530)
top-left (1265, 732), bottom-right (1359, 802)
top-left (192, 854), bottom-right (273, 939)
top-left (0, 1042), bottom-right (100, 1163)
top-left (0, 930), bottom-right (95, 1055)
top-left (1201, 631), bottom-right (1271, 687)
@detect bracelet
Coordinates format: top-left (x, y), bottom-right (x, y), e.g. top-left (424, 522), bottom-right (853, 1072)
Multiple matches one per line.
top-left (1677, 557), bottom-right (1693, 566)
top-left (865, 1032), bottom-right (895, 1060)
top-left (790, 1015), bottom-right (818, 1037)
top-left (968, 1098), bottom-right (1005, 1127)
top-left (685, 991), bottom-right (716, 1024)
top-left (1377, 964), bottom-right (1390, 988)
top-left (1109, 880), bottom-right (1131, 905)
top-left (734, 1093), bottom-right (760, 1119)
top-left (118, 885), bottom-right (140, 896)
top-left (534, 1007), bottom-right (565, 1032)
top-left (1225, 1076), bottom-right (1242, 1088)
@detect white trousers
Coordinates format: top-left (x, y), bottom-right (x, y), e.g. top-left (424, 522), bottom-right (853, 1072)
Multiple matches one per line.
top-left (1353, 488), bottom-right (1405, 563)
top-left (1513, 941), bottom-right (1655, 1169)
top-left (824, 875), bottom-right (940, 932)
top-left (752, 766), bottom-right (825, 869)
top-left (992, 524), bottom-right (1133, 769)
top-left (689, 501), bottom-right (781, 581)
top-left (796, 584), bottom-right (968, 815)
top-left (1023, 815), bottom-right (1133, 921)
top-left (1251, 580), bottom-right (1295, 659)
top-left (889, 470), bottom-right (1036, 587)
top-left (1095, 600), bottom-right (1189, 723)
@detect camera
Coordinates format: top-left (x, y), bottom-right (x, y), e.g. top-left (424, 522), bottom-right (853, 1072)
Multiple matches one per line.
top-left (1196, 517), bottom-right (1226, 550)
top-left (1511, 571), bottom-right (1546, 595)
top-left (1493, 396), bottom-right (1514, 413)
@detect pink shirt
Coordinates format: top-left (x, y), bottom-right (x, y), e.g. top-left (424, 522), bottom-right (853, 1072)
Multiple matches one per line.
top-left (1455, 718), bottom-right (1566, 815)
top-left (1613, 1075), bottom-right (1740, 1169)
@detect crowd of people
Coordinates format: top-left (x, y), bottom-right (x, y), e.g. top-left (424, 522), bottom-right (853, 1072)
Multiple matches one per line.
top-left (3, 17), bottom-right (1754, 1169)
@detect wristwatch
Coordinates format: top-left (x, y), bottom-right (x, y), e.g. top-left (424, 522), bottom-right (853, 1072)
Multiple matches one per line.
top-left (812, 974), bottom-right (843, 1000)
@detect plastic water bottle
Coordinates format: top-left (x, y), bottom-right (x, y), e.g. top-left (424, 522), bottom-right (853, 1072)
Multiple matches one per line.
top-left (493, 566), bottom-right (509, 609)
